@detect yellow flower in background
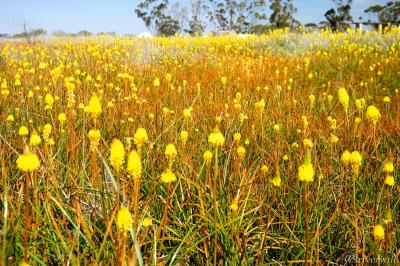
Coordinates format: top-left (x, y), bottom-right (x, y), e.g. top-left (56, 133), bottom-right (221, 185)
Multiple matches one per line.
top-left (341, 150), bottom-right (351, 165)
top-left (143, 217), bottom-right (153, 227)
top-left (233, 133), bottom-right (241, 143)
top-left (350, 151), bottom-right (362, 175)
top-left (373, 224), bottom-right (384, 241)
top-left (116, 207), bottom-right (132, 234)
top-left (272, 175), bottom-right (281, 187)
top-left (84, 94), bottom-right (102, 117)
top-left (6, 115), bottom-right (14, 122)
top-left (127, 150), bottom-right (141, 179)
top-left (261, 165), bottom-right (269, 173)
top-left (383, 160), bottom-right (394, 173)
top-left (30, 132), bottom-right (42, 146)
top-left (298, 151), bottom-right (314, 182)
top-left (236, 146), bottom-right (246, 159)
top-left (203, 150), bottom-right (213, 164)
top-left (366, 105), bottom-right (381, 126)
top-left (337, 87), bottom-right (349, 113)
top-left (19, 126), bottom-right (29, 136)
top-left (153, 77), bottom-right (160, 87)
top-left (183, 108), bottom-right (192, 119)
top-left (161, 169), bottom-right (176, 183)
top-left (133, 127), bottom-right (148, 148)
top-left (110, 139), bottom-right (125, 173)
top-left (45, 93), bottom-right (54, 107)
top-left (384, 175), bottom-right (394, 186)
top-left (17, 148), bottom-right (40, 172)
top-left (221, 76), bottom-right (227, 86)
top-left (88, 129), bottom-right (101, 150)
top-left (208, 129), bottom-right (225, 147)
top-left (58, 113), bottom-right (67, 124)
top-left (180, 131), bottom-right (188, 144)
top-left (165, 143), bottom-right (177, 161)
top-left (19, 261), bottom-right (30, 266)
top-left (229, 198), bottom-right (239, 212)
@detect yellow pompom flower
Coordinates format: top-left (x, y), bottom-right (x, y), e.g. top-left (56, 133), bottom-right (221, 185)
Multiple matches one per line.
top-left (208, 129), bottom-right (225, 147)
top-left (19, 261), bottom-right (30, 266)
top-left (58, 113), bottom-right (67, 124)
top-left (183, 108), bottom-right (192, 119)
top-left (337, 87), bottom-right (349, 113)
top-left (42, 124), bottom-right (52, 141)
top-left (45, 93), bottom-right (54, 107)
top-left (143, 217), bottom-right (153, 227)
top-left (373, 224), bottom-right (384, 241)
top-left (110, 139), bottom-right (125, 173)
top-left (203, 150), bottom-right (213, 164)
top-left (350, 151), bottom-right (362, 175)
top-left (366, 105), bottom-right (381, 126)
top-left (133, 128), bottom-right (148, 148)
top-left (383, 160), bottom-right (394, 173)
top-left (6, 115), bottom-right (14, 122)
top-left (298, 151), bottom-right (314, 182)
top-left (19, 126), bottom-right (29, 136)
top-left (384, 175), bottom-right (395, 186)
top-left (233, 133), bottom-right (241, 143)
top-left (161, 169), bottom-right (177, 184)
top-left (116, 207), bottom-right (132, 234)
top-left (341, 150), bottom-right (351, 165)
top-left (29, 132), bottom-right (42, 146)
top-left (261, 165), bottom-right (269, 173)
top-left (16, 149), bottom-right (40, 172)
top-left (153, 77), bottom-right (160, 87)
top-left (221, 76), bottom-right (227, 86)
top-left (165, 143), bottom-right (177, 161)
top-left (229, 198), bottom-right (239, 212)
top-left (236, 146), bottom-right (246, 159)
top-left (88, 129), bottom-right (101, 150)
top-left (127, 150), bottom-right (142, 179)
top-left (272, 175), bottom-right (281, 187)
top-left (84, 94), bottom-right (102, 117)
top-left (180, 131), bottom-right (188, 144)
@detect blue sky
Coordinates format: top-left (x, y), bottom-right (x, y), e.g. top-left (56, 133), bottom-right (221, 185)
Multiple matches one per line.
top-left (0, 0), bottom-right (388, 35)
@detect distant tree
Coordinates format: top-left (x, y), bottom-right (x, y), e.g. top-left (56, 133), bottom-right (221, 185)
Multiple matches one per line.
top-left (269, 0), bottom-right (299, 28)
top-left (135, 0), bottom-right (181, 36)
top-left (185, 0), bottom-right (205, 35)
top-left (97, 31), bottom-right (117, 36)
top-left (77, 30), bottom-right (93, 36)
top-left (323, 0), bottom-right (353, 31)
top-left (364, 1), bottom-right (400, 24)
top-left (52, 30), bottom-right (67, 37)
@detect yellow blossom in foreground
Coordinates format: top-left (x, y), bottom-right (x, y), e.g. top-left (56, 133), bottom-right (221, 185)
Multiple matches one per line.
top-left (110, 139), bottom-right (125, 173)
top-left (373, 224), bottom-right (384, 241)
top-left (161, 169), bottom-right (177, 184)
top-left (116, 207), bottom-right (132, 234)
top-left (17, 150), bottom-right (40, 172)
top-left (366, 105), bottom-right (381, 126)
top-left (127, 150), bottom-right (141, 179)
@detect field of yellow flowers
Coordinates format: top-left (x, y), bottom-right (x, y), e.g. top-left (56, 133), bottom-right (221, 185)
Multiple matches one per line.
top-left (1, 28), bottom-right (399, 265)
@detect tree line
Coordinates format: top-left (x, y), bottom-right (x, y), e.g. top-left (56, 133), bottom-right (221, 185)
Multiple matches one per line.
top-left (134, 0), bottom-right (400, 36)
